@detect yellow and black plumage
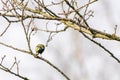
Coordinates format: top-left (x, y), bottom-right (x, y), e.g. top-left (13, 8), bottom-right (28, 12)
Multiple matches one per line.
top-left (35, 44), bottom-right (45, 55)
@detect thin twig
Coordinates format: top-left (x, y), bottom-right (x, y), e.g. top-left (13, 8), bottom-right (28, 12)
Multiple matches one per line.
top-left (20, 1), bottom-right (33, 54)
top-left (59, 0), bottom-right (97, 15)
top-left (81, 32), bottom-right (120, 63)
top-left (34, 56), bottom-right (71, 80)
top-left (0, 64), bottom-right (29, 80)
top-left (0, 42), bottom-right (31, 54)
top-left (9, 59), bottom-right (16, 70)
top-left (37, 26), bottom-right (68, 33)
top-left (0, 55), bottom-right (6, 64)
top-left (0, 18), bottom-right (11, 36)
top-left (0, 55), bottom-right (28, 80)
top-left (83, 0), bottom-right (91, 18)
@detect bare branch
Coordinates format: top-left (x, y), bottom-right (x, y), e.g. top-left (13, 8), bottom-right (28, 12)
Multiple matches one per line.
top-left (9, 57), bottom-right (20, 74)
top-left (20, 1), bottom-right (33, 55)
top-left (81, 32), bottom-right (120, 63)
top-left (0, 42), bottom-right (31, 54)
top-left (0, 55), bottom-right (6, 64)
top-left (0, 56), bottom-right (29, 80)
top-left (34, 56), bottom-right (71, 80)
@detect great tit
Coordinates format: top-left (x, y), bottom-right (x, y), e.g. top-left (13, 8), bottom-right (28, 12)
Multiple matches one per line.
top-left (35, 44), bottom-right (45, 55)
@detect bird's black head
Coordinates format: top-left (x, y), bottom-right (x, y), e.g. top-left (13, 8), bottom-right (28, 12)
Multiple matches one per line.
top-left (38, 48), bottom-right (44, 54)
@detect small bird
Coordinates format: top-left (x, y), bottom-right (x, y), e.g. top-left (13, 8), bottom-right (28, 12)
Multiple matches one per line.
top-left (35, 44), bottom-right (45, 56)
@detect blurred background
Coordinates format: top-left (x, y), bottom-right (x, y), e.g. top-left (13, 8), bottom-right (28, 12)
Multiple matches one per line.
top-left (0, 0), bottom-right (120, 80)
